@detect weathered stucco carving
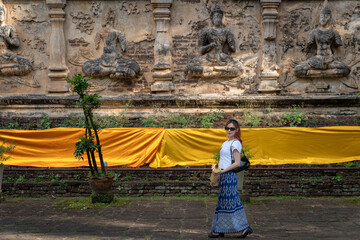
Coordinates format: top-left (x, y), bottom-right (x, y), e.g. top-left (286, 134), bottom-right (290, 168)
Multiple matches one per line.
top-left (185, 2), bottom-right (243, 79)
top-left (82, 30), bottom-right (140, 79)
top-left (278, 1), bottom-right (359, 93)
top-left (90, 1), bottom-right (102, 18)
top-left (238, 17), bottom-right (261, 54)
top-left (71, 12), bottom-right (95, 35)
top-left (102, 9), bottom-right (116, 28)
top-left (12, 9), bottom-right (37, 22)
top-left (68, 38), bottom-right (92, 67)
top-left (293, 1), bottom-right (351, 80)
top-left (24, 37), bottom-right (47, 55)
top-left (0, 3), bottom-right (32, 77)
top-left (338, 4), bottom-right (360, 89)
top-left (0, 0), bottom-right (358, 97)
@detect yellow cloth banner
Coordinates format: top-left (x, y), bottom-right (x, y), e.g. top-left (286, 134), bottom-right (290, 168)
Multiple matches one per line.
top-left (1, 127), bottom-right (359, 168)
top-left (149, 129), bottom-right (226, 168)
top-left (0, 128), bottom-right (164, 167)
top-left (150, 127), bottom-right (360, 167)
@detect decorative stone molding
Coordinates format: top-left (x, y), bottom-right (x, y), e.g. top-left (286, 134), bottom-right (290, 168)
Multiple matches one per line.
top-left (260, 0), bottom-right (281, 41)
top-left (258, 0), bottom-right (281, 93)
top-left (150, 0), bottom-right (174, 93)
top-left (46, 0), bottom-right (69, 93)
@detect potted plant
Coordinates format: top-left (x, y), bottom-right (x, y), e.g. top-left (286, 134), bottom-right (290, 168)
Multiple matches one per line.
top-left (0, 140), bottom-right (16, 202)
top-left (66, 73), bottom-right (114, 203)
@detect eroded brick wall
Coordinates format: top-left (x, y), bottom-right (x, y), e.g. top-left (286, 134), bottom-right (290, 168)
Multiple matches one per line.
top-left (2, 167), bottom-right (359, 198)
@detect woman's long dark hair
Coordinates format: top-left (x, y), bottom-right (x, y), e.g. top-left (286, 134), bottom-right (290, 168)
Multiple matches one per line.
top-left (225, 119), bottom-right (242, 144)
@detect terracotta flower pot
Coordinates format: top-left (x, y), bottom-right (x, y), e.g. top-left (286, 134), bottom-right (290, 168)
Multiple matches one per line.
top-left (88, 176), bottom-right (114, 194)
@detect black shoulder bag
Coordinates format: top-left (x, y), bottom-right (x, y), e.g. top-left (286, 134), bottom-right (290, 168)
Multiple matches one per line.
top-left (230, 140), bottom-right (251, 173)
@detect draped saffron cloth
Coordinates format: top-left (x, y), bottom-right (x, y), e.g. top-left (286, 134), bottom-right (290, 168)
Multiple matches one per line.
top-left (150, 127), bottom-right (360, 167)
top-left (0, 128), bottom-right (164, 167)
top-left (1, 126), bottom-right (359, 167)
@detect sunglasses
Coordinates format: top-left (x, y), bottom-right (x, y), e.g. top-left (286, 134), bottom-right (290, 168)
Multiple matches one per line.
top-left (225, 127), bottom-right (236, 131)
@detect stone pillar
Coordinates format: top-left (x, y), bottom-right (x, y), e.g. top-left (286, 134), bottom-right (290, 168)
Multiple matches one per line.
top-left (258, 0), bottom-right (281, 93)
top-left (151, 0), bottom-right (174, 94)
top-left (238, 171), bottom-right (250, 202)
top-left (46, 0), bottom-right (69, 93)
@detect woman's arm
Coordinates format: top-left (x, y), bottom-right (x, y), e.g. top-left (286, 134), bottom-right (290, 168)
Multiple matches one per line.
top-left (221, 149), bottom-right (240, 173)
top-left (212, 149), bottom-right (241, 177)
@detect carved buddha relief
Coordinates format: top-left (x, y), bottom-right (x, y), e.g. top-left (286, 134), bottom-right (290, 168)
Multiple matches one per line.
top-left (0, 2), bottom-right (32, 76)
top-left (185, 2), bottom-right (243, 79)
top-left (293, 0), bottom-right (351, 79)
top-left (82, 30), bottom-right (140, 79)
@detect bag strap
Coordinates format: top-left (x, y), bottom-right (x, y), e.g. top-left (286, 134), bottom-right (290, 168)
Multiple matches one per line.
top-left (230, 140), bottom-right (244, 162)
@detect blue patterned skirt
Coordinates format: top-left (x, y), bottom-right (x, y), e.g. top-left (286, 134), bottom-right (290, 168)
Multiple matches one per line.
top-left (211, 171), bottom-right (249, 233)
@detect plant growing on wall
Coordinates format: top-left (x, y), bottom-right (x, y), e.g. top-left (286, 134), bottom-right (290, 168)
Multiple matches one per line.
top-left (66, 73), bottom-right (107, 177)
top-left (0, 140), bottom-right (16, 166)
top-left (280, 105), bottom-right (308, 127)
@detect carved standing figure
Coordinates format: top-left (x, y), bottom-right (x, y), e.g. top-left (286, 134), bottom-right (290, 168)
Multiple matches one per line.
top-left (82, 30), bottom-right (140, 79)
top-left (185, 2), bottom-right (242, 78)
top-left (294, 0), bottom-right (350, 78)
top-left (0, 2), bottom-right (31, 76)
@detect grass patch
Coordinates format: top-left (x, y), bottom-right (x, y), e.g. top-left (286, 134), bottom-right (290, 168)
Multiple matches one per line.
top-left (241, 196), bottom-right (306, 206)
top-left (52, 195), bottom-right (219, 210)
top-left (243, 198), bottom-right (264, 205)
top-left (257, 196), bottom-right (306, 200)
top-left (345, 197), bottom-right (360, 205)
top-left (7, 195), bottom-right (358, 209)
top-left (342, 160), bottom-right (360, 168)
top-left (53, 197), bottom-right (130, 210)
top-left (5, 196), bottom-right (53, 202)
top-left (118, 195), bottom-right (218, 201)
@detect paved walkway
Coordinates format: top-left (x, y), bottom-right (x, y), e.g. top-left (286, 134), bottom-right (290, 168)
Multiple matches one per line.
top-left (0, 197), bottom-right (359, 240)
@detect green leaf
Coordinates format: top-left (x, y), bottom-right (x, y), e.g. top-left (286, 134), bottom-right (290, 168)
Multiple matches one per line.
top-left (74, 136), bottom-right (99, 160)
top-left (0, 140), bottom-right (17, 163)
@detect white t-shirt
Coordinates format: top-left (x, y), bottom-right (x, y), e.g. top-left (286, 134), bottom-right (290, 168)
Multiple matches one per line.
top-left (219, 139), bottom-right (242, 170)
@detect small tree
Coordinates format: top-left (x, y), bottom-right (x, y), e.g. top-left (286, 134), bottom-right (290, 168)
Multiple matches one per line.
top-left (1, 140), bottom-right (16, 202)
top-left (66, 73), bottom-right (106, 177)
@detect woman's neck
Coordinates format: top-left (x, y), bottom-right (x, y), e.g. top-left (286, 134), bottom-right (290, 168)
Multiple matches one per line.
top-left (228, 137), bottom-right (235, 141)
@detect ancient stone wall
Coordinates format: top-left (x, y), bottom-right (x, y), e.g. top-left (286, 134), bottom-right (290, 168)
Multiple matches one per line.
top-left (0, 0), bottom-right (359, 119)
top-left (2, 166), bottom-right (360, 197)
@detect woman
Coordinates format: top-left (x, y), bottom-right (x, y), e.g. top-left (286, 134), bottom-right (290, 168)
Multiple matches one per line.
top-left (209, 119), bottom-right (253, 238)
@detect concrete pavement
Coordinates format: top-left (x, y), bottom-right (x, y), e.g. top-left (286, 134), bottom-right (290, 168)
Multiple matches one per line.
top-left (0, 197), bottom-right (359, 240)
